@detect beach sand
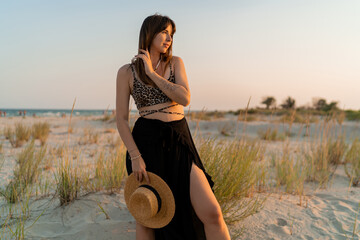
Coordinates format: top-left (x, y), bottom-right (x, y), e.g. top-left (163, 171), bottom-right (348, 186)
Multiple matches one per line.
top-left (0, 114), bottom-right (359, 239)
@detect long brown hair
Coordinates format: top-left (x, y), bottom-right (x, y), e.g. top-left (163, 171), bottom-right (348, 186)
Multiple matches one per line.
top-left (131, 14), bottom-right (176, 87)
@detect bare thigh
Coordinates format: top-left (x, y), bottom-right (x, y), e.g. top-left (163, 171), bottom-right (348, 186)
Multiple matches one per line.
top-left (189, 162), bottom-right (222, 223)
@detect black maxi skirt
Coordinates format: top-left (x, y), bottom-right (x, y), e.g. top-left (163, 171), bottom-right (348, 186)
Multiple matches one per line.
top-left (125, 116), bottom-right (215, 240)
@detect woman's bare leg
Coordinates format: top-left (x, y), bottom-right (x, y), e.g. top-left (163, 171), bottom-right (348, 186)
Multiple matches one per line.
top-left (136, 222), bottom-right (155, 240)
top-left (190, 162), bottom-right (231, 240)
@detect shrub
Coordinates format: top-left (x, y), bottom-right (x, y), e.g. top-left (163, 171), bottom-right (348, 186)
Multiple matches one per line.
top-left (257, 128), bottom-right (285, 141)
top-left (105, 135), bottom-right (122, 148)
top-left (1, 179), bottom-right (23, 204)
top-left (7, 122), bottom-right (31, 148)
top-left (344, 139), bottom-right (360, 186)
top-left (50, 143), bottom-right (66, 158)
top-left (31, 122), bottom-right (50, 146)
top-left (197, 137), bottom-right (267, 224)
top-left (345, 110), bottom-right (360, 121)
top-left (303, 141), bottom-right (335, 188)
top-left (93, 147), bottom-right (126, 193)
top-left (14, 140), bottom-right (46, 186)
top-left (78, 127), bottom-right (99, 145)
top-left (3, 125), bottom-right (12, 140)
top-left (327, 136), bottom-right (347, 165)
top-left (0, 140), bottom-right (46, 203)
top-left (273, 149), bottom-right (306, 199)
top-left (218, 122), bottom-right (235, 137)
top-left (55, 157), bottom-right (80, 206)
top-left (280, 112), bottom-right (305, 124)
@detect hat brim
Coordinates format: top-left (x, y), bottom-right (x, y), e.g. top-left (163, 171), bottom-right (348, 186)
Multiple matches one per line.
top-left (124, 172), bottom-right (175, 229)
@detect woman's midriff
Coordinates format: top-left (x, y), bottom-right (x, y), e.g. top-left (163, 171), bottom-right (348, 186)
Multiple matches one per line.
top-left (138, 101), bottom-right (185, 122)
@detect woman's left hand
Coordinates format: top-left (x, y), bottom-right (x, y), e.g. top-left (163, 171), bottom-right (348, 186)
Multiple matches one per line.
top-left (135, 49), bottom-right (155, 76)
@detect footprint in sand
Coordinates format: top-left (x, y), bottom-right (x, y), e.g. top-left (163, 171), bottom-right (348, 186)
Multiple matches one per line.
top-left (277, 218), bottom-right (287, 226)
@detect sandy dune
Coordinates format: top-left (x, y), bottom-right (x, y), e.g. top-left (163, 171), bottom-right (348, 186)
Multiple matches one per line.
top-left (0, 115), bottom-right (359, 239)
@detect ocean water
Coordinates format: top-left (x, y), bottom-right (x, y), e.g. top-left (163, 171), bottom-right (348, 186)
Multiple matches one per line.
top-left (0, 108), bottom-right (138, 117)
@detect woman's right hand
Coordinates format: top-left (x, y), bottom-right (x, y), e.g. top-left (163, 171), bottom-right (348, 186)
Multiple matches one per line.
top-left (131, 156), bottom-right (150, 184)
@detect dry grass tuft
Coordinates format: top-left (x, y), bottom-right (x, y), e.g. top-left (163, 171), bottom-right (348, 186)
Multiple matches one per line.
top-left (0, 140), bottom-right (46, 203)
top-left (258, 128), bottom-right (285, 141)
top-left (54, 152), bottom-right (81, 206)
top-left (31, 122), bottom-right (50, 146)
top-left (92, 147), bottom-right (127, 193)
top-left (344, 138), bottom-right (360, 186)
top-left (5, 122), bottom-right (32, 148)
top-left (78, 127), bottom-right (99, 145)
top-left (198, 137), bottom-right (267, 224)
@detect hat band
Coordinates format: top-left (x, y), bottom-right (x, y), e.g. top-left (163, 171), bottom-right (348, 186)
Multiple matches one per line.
top-left (139, 184), bottom-right (162, 213)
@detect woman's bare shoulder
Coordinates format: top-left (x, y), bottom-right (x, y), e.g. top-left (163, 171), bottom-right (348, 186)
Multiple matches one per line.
top-left (172, 55), bottom-right (184, 64)
top-left (116, 63), bottom-right (133, 91)
top-left (118, 63), bottom-right (132, 75)
top-left (117, 63), bottom-right (133, 81)
top-left (171, 56), bottom-right (185, 71)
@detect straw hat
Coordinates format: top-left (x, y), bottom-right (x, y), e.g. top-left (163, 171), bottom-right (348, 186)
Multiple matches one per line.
top-left (124, 172), bottom-right (175, 228)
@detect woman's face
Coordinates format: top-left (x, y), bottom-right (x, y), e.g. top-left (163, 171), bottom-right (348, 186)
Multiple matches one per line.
top-left (150, 24), bottom-right (173, 54)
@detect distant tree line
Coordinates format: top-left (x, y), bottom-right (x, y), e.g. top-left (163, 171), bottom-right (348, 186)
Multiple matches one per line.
top-left (261, 96), bottom-right (339, 112)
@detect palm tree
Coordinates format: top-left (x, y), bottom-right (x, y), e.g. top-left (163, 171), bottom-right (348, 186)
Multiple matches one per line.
top-left (281, 97), bottom-right (296, 109)
top-left (261, 96), bottom-right (276, 109)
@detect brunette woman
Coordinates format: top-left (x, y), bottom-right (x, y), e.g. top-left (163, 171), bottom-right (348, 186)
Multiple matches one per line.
top-left (116, 14), bottom-right (231, 240)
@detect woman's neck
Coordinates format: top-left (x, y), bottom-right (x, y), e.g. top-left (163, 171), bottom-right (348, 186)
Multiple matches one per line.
top-left (150, 51), bottom-right (161, 66)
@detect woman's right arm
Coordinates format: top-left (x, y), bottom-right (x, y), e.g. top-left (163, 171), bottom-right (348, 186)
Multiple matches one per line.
top-left (116, 64), bottom-right (149, 183)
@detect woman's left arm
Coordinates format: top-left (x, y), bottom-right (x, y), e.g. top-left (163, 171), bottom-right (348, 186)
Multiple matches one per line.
top-left (149, 56), bottom-right (191, 106)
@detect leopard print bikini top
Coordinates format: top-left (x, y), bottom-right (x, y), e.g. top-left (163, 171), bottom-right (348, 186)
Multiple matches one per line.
top-left (130, 62), bottom-right (184, 117)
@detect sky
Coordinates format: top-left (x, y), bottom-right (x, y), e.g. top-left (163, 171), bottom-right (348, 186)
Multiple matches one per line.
top-left (1, 0), bottom-right (359, 111)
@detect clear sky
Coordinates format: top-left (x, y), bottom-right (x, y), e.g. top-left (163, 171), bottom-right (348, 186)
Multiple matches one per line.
top-left (1, 0), bottom-right (359, 111)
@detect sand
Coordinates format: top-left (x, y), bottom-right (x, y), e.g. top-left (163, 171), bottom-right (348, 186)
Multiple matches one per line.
top-left (238, 165), bottom-right (360, 240)
top-left (0, 114), bottom-right (359, 239)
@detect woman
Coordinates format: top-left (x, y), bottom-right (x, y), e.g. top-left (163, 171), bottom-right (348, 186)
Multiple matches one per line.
top-left (116, 14), bottom-right (231, 240)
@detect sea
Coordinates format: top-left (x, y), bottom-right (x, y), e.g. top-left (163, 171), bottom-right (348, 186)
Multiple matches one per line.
top-left (0, 108), bottom-right (138, 117)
